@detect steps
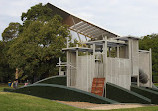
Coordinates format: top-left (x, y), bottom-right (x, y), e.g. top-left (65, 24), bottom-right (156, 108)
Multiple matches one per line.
top-left (91, 78), bottom-right (105, 96)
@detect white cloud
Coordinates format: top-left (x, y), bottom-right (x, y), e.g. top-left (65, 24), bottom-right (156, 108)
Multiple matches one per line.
top-left (0, 0), bottom-right (158, 40)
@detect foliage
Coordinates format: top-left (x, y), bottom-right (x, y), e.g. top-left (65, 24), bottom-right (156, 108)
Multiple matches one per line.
top-left (7, 15), bottom-right (70, 82)
top-left (139, 34), bottom-right (158, 76)
top-left (0, 41), bottom-right (14, 82)
top-left (2, 22), bottom-right (21, 41)
top-left (21, 3), bottom-right (54, 28)
top-left (1, 3), bottom-right (71, 82)
top-left (21, 3), bottom-right (53, 22)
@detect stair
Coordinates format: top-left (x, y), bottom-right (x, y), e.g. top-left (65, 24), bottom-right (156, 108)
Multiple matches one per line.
top-left (91, 78), bottom-right (105, 96)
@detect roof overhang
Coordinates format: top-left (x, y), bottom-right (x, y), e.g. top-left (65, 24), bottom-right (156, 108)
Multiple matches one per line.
top-left (47, 3), bottom-right (119, 39)
top-left (115, 36), bottom-right (141, 41)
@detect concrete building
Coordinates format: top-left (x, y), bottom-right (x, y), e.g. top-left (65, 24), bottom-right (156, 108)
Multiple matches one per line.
top-left (47, 3), bottom-right (152, 97)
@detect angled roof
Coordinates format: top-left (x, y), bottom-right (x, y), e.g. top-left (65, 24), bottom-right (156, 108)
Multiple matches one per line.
top-left (47, 3), bottom-right (119, 39)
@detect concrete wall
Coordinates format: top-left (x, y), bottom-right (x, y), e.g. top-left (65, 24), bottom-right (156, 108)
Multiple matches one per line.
top-left (106, 57), bottom-right (131, 90)
top-left (76, 55), bottom-right (95, 92)
top-left (139, 51), bottom-right (152, 87)
top-left (67, 52), bottom-right (76, 87)
top-left (68, 54), bottom-right (131, 92)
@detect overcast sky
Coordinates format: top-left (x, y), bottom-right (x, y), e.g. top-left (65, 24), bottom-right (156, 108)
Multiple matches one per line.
top-left (1, 0), bottom-right (158, 40)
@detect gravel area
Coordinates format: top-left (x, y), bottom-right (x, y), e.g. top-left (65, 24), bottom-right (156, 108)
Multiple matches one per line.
top-left (56, 100), bottom-right (156, 110)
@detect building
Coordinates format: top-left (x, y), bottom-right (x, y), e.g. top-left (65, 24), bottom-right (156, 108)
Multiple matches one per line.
top-left (48, 3), bottom-right (152, 97)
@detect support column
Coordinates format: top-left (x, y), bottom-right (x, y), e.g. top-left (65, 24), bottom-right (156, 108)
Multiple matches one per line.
top-left (117, 45), bottom-right (119, 58)
top-left (86, 51), bottom-right (89, 91)
top-left (93, 44), bottom-right (96, 78)
top-left (137, 75), bottom-right (140, 87)
top-left (103, 36), bottom-right (107, 77)
top-left (66, 37), bottom-right (70, 87)
top-left (59, 57), bottom-right (62, 75)
top-left (76, 44), bottom-right (79, 88)
top-left (66, 51), bottom-right (70, 87)
top-left (103, 36), bottom-right (107, 97)
top-left (149, 48), bottom-right (152, 87)
top-left (128, 39), bottom-right (132, 76)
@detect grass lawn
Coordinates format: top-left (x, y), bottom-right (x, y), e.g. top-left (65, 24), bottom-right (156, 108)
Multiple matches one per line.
top-left (1, 92), bottom-right (158, 111)
top-left (1, 84), bottom-right (158, 111)
top-left (154, 83), bottom-right (158, 86)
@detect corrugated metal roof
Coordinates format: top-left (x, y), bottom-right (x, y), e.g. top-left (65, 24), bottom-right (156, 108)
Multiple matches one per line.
top-left (47, 3), bottom-right (119, 39)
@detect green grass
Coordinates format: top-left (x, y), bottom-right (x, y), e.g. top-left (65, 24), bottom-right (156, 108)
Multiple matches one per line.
top-left (1, 84), bottom-right (158, 111)
top-left (0, 92), bottom-right (87, 111)
top-left (1, 92), bottom-right (158, 111)
top-left (154, 83), bottom-right (158, 86)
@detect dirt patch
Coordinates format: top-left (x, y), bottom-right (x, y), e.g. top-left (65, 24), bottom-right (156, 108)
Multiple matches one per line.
top-left (87, 104), bottom-right (154, 110)
top-left (56, 100), bottom-right (156, 110)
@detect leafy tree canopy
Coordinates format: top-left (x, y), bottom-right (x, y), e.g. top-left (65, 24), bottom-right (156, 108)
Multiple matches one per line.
top-left (0, 41), bottom-right (14, 82)
top-left (2, 22), bottom-right (21, 41)
top-left (21, 3), bottom-right (53, 26)
top-left (1, 3), bottom-right (71, 82)
top-left (7, 15), bottom-right (70, 81)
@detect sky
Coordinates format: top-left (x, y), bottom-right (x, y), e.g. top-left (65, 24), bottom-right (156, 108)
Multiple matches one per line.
top-left (1, 0), bottom-right (158, 40)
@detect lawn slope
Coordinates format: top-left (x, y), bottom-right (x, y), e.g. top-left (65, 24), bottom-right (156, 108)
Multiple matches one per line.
top-left (0, 92), bottom-right (87, 111)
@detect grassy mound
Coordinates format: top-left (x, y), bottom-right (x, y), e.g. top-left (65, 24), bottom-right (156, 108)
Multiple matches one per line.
top-left (11, 83), bottom-right (117, 104)
top-left (106, 82), bottom-right (151, 104)
top-left (1, 92), bottom-right (158, 111)
top-left (0, 92), bottom-right (86, 111)
top-left (131, 85), bottom-right (158, 104)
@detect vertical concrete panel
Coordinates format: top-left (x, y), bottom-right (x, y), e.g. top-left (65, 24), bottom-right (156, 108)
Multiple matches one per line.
top-left (75, 55), bottom-right (97, 92)
top-left (119, 46), bottom-right (127, 58)
top-left (70, 52), bottom-right (76, 87)
top-left (131, 40), bottom-right (139, 76)
top-left (106, 57), bottom-right (131, 90)
top-left (139, 52), bottom-right (151, 87)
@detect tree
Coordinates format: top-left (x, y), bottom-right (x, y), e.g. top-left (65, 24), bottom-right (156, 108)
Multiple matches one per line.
top-left (0, 41), bottom-right (14, 82)
top-left (139, 34), bottom-right (158, 78)
top-left (1, 3), bottom-right (71, 82)
top-left (2, 22), bottom-right (21, 41)
top-left (21, 3), bottom-right (54, 28)
top-left (7, 15), bottom-right (70, 82)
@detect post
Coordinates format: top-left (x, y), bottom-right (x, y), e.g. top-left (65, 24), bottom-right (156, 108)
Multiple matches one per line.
top-left (128, 39), bottom-right (132, 76)
top-left (66, 51), bottom-right (70, 87)
top-left (117, 45), bottom-right (119, 58)
top-left (103, 36), bottom-right (107, 97)
top-left (67, 37), bottom-right (69, 48)
top-left (59, 57), bottom-right (62, 75)
top-left (149, 48), bottom-right (152, 87)
top-left (137, 75), bottom-right (139, 87)
top-left (76, 44), bottom-right (79, 88)
top-left (93, 43), bottom-right (96, 79)
top-left (86, 51), bottom-right (89, 91)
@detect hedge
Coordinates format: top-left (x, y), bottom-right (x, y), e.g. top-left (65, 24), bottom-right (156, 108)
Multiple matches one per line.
top-left (3, 88), bottom-right (15, 92)
top-left (34, 75), bottom-right (66, 86)
top-left (8, 83), bottom-right (117, 104)
top-left (106, 82), bottom-right (151, 104)
top-left (131, 85), bottom-right (158, 104)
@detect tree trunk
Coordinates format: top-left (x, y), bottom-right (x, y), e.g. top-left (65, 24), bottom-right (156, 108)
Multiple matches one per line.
top-left (15, 68), bottom-right (19, 79)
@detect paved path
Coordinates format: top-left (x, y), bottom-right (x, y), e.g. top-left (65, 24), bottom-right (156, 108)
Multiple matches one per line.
top-left (56, 101), bottom-right (156, 110)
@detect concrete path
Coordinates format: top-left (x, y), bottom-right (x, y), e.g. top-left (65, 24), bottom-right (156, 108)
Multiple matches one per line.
top-left (56, 100), bottom-right (156, 110)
